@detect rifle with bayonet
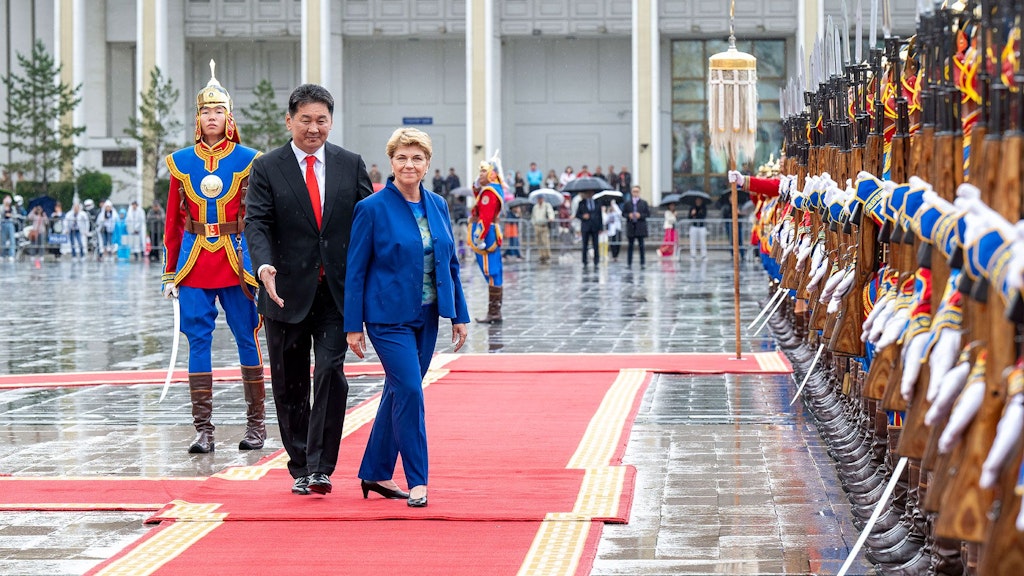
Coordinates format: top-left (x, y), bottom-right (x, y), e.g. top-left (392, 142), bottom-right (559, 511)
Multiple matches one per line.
top-left (978, 4), bottom-right (1024, 561)
top-left (933, 0), bottom-right (1015, 544)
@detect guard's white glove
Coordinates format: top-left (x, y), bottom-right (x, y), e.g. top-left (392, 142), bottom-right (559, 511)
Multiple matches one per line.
top-left (927, 329), bottom-right (963, 402)
top-left (867, 299), bottom-right (896, 344)
top-left (818, 266), bottom-right (846, 304)
top-left (795, 236), bottom-right (813, 271)
top-left (862, 294), bottom-right (893, 341)
top-left (475, 241), bottom-right (487, 250)
top-left (826, 268), bottom-right (857, 314)
top-left (806, 255), bottom-right (830, 293)
top-left (980, 393), bottom-right (1024, 489)
top-left (925, 359), bottom-right (972, 426)
top-left (727, 170), bottom-right (745, 186)
top-left (899, 332), bottom-right (930, 401)
top-left (163, 283), bottom-right (179, 299)
top-left (875, 307), bottom-right (909, 350)
top-left (937, 376), bottom-right (985, 454)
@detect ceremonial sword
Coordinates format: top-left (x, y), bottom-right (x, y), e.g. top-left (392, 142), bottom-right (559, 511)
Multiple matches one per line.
top-left (159, 296), bottom-right (181, 403)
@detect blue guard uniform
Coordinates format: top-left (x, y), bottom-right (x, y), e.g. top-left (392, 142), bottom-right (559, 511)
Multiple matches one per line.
top-left (470, 157), bottom-right (505, 323)
top-left (161, 61), bottom-right (265, 454)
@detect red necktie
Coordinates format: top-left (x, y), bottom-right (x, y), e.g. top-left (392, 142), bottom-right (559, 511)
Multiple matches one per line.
top-left (305, 155), bottom-right (322, 228)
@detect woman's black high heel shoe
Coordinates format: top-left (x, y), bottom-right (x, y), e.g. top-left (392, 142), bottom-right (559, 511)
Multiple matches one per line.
top-left (407, 487), bottom-right (427, 507)
top-left (361, 480), bottom-right (410, 499)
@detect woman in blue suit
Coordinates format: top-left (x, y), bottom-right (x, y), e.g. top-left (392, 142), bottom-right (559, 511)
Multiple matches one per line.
top-left (345, 127), bottom-right (470, 507)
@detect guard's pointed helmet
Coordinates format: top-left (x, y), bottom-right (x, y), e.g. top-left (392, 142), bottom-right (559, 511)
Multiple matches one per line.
top-left (194, 60), bottom-right (241, 143)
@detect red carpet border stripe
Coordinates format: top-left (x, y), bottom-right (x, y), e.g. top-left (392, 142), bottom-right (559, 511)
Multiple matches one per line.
top-left (568, 369), bottom-right (649, 469)
top-left (517, 369), bottom-right (650, 575)
top-left (92, 503), bottom-right (226, 576)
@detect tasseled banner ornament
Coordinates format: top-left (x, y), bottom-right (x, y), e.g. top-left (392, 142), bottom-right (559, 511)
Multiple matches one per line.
top-left (707, 1), bottom-right (757, 360)
top-left (707, 40), bottom-right (758, 164)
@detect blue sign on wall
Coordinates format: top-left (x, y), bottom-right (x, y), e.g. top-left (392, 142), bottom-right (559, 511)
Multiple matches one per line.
top-left (402, 117), bottom-right (433, 125)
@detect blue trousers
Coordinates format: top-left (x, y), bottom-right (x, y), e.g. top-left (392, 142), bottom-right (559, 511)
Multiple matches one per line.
top-left (359, 303), bottom-right (439, 488)
top-left (178, 285), bottom-right (262, 373)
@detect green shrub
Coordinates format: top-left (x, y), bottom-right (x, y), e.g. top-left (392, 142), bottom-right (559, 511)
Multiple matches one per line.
top-left (76, 170), bottom-right (112, 205)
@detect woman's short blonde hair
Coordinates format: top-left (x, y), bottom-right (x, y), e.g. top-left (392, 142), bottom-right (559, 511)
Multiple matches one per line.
top-left (385, 127), bottom-right (433, 159)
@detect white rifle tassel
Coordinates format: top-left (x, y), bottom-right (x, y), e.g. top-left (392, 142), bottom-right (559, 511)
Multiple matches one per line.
top-left (836, 457), bottom-right (909, 576)
top-left (789, 343), bottom-right (825, 406)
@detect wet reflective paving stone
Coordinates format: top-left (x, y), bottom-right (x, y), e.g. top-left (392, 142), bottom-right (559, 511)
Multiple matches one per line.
top-left (0, 256), bottom-right (872, 575)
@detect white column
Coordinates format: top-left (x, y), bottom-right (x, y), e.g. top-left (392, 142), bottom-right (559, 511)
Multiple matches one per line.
top-left (466, 0), bottom-right (494, 177)
top-left (632, 0), bottom-right (658, 202)
top-left (301, 0), bottom-right (329, 86)
top-left (137, 0), bottom-right (164, 206)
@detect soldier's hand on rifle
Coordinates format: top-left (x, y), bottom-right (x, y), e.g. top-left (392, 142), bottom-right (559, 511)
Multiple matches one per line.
top-left (727, 170), bottom-right (745, 186)
top-left (258, 266), bottom-right (285, 308)
top-left (162, 283), bottom-right (178, 299)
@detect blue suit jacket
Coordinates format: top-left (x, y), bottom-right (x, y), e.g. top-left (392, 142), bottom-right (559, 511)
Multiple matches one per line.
top-left (344, 181), bottom-right (471, 331)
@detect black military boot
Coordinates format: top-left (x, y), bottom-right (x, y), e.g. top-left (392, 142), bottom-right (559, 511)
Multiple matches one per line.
top-left (238, 365), bottom-right (266, 450)
top-left (188, 373), bottom-right (215, 453)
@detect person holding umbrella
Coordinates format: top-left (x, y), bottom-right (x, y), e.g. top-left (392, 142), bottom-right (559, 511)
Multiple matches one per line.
top-left (575, 190), bottom-right (602, 268)
top-left (688, 196), bottom-right (708, 259)
top-left (658, 202), bottom-right (677, 257)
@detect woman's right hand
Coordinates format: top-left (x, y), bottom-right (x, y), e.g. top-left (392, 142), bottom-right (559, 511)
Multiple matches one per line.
top-left (347, 331), bottom-right (366, 359)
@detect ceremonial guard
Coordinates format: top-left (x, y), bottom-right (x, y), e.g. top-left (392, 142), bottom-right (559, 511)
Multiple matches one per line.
top-left (469, 155), bottom-right (505, 323)
top-left (162, 62), bottom-right (265, 454)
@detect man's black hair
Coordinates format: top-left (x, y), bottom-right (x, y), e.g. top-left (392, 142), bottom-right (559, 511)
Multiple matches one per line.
top-left (288, 84), bottom-right (334, 116)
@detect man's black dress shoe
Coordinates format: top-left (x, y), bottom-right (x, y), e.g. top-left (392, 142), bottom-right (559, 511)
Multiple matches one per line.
top-left (308, 473), bottom-right (332, 495)
top-left (291, 475), bottom-right (310, 495)
top-left (361, 480), bottom-right (410, 499)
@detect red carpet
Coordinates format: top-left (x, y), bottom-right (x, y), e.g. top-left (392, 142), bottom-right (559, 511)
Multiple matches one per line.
top-left (0, 353), bottom-right (790, 575)
top-left (0, 477), bottom-right (203, 511)
top-left (439, 351), bottom-right (792, 374)
top-left (0, 362), bottom-right (384, 389)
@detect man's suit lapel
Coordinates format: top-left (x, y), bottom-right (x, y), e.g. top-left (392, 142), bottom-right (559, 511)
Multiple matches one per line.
top-left (274, 143), bottom-right (320, 230)
top-left (320, 144), bottom-right (342, 230)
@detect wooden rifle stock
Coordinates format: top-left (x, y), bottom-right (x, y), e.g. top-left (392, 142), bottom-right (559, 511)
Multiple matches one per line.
top-left (977, 436), bottom-right (1024, 575)
top-left (934, 349), bottom-right (1006, 542)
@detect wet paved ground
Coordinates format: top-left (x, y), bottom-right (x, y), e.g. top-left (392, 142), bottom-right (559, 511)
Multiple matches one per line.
top-left (0, 250), bottom-right (872, 575)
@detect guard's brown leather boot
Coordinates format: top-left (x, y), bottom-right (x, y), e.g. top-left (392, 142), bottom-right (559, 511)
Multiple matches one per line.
top-left (477, 285), bottom-right (503, 323)
top-left (188, 373), bottom-right (215, 453)
top-left (238, 365), bottom-right (266, 450)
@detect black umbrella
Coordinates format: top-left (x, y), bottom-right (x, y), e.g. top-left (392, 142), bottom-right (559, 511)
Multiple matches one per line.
top-left (506, 197), bottom-right (532, 209)
top-left (671, 189), bottom-right (712, 204)
top-left (659, 193), bottom-right (681, 207)
top-left (714, 188), bottom-right (750, 208)
top-left (562, 176), bottom-right (612, 194)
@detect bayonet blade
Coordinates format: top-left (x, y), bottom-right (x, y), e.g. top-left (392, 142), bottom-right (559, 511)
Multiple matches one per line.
top-left (882, 0), bottom-right (892, 38)
top-left (856, 0), bottom-right (864, 63)
top-left (834, 25), bottom-right (843, 76)
top-left (843, 0), bottom-right (852, 66)
top-left (869, 0), bottom-right (878, 51)
top-left (826, 17), bottom-right (835, 76)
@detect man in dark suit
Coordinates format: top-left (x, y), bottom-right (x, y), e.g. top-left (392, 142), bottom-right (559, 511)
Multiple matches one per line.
top-left (244, 84), bottom-right (373, 496)
top-left (575, 190), bottom-right (603, 268)
top-left (625, 185), bottom-right (651, 267)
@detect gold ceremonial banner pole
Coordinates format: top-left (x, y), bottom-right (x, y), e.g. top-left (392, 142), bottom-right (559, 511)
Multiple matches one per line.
top-left (708, 1), bottom-right (757, 360)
